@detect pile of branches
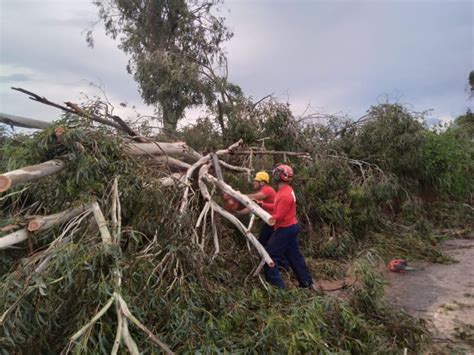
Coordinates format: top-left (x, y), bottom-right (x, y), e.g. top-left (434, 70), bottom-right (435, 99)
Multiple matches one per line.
top-left (1, 89), bottom-right (457, 353)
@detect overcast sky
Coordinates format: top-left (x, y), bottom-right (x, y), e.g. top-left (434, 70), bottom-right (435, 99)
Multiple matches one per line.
top-left (0, 0), bottom-right (472, 128)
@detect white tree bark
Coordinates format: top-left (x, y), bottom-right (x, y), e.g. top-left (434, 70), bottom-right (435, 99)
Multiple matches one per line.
top-left (198, 165), bottom-right (274, 266)
top-left (0, 112), bottom-right (51, 129)
top-left (0, 206), bottom-right (92, 250)
top-left (0, 228), bottom-right (29, 249)
top-left (91, 202), bottom-right (112, 245)
top-left (0, 158), bottom-right (67, 192)
top-left (125, 142), bottom-right (202, 161)
top-left (159, 173), bottom-right (186, 187)
top-left (202, 174), bottom-right (275, 226)
top-left (153, 156), bottom-right (191, 170)
top-left (179, 140), bottom-right (244, 214)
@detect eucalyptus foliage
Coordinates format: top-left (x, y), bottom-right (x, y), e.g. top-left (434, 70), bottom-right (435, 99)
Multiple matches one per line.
top-left (1, 100), bottom-right (472, 352)
top-left (90, 0), bottom-right (234, 132)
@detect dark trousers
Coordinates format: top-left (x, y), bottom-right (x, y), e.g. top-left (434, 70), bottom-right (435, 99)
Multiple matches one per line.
top-left (258, 224), bottom-right (289, 271)
top-left (264, 224), bottom-right (313, 289)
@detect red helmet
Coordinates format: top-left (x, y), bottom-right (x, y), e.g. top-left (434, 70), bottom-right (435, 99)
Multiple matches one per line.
top-left (272, 164), bottom-right (294, 182)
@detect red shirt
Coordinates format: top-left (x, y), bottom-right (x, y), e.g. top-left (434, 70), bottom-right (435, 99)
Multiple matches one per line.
top-left (262, 184), bottom-right (297, 229)
top-left (259, 184), bottom-right (276, 213)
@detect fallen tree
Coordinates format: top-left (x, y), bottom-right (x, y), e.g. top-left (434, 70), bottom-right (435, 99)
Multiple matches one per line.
top-left (2, 90), bottom-right (470, 353)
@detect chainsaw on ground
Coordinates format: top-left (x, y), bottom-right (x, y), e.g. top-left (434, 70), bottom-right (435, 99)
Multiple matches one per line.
top-left (388, 259), bottom-right (421, 272)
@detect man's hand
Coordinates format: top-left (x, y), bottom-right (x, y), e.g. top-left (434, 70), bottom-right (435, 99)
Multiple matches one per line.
top-left (236, 207), bottom-right (250, 215)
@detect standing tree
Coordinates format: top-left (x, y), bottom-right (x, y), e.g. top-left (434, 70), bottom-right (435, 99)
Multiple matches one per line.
top-left (89, 0), bottom-right (234, 133)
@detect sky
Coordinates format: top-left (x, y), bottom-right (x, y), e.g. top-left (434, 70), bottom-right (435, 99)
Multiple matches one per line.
top-left (0, 0), bottom-right (472, 129)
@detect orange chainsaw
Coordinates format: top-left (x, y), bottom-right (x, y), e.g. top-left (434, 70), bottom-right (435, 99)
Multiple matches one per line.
top-left (388, 259), bottom-right (420, 272)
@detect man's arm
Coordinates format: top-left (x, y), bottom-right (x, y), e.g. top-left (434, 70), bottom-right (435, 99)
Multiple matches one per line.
top-left (235, 207), bottom-right (251, 215)
top-left (248, 191), bottom-right (268, 201)
top-left (260, 201), bottom-right (274, 213)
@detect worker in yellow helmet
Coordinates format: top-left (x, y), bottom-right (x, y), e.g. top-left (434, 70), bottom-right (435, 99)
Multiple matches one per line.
top-left (236, 171), bottom-right (289, 271)
top-left (236, 171), bottom-right (275, 215)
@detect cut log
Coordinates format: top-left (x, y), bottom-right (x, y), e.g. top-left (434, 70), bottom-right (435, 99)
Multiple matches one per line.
top-left (0, 112), bottom-right (51, 129)
top-left (0, 206), bottom-right (91, 249)
top-left (28, 206), bottom-right (89, 232)
top-left (125, 142), bottom-right (202, 161)
top-left (0, 228), bottom-right (29, 249)
top-left (202, 174), bottom-right (275, 226)
top-left (0, 158), bottom-right (68, 192)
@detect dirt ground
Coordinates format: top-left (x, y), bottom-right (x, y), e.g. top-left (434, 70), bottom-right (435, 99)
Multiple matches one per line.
top-left (385, 238), bottom-right (474, 354)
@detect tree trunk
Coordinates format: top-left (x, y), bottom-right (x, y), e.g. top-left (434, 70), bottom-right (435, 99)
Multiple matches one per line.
top-left (0, 112), bottom-right (51, 129)
top-left (125, 142), bottom-right (202, 161)
top-left (0, 158), bottom-right (68, 192)
top-left (161, 107), bottom-right (180, 135)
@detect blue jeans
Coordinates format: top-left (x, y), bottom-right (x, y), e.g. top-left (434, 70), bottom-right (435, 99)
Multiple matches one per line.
top-left (264, 224), bottom-right (313, 289)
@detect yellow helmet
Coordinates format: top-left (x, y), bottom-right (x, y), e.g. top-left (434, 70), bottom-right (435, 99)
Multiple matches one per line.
top-left (254, 171), bottom-right (270, 183)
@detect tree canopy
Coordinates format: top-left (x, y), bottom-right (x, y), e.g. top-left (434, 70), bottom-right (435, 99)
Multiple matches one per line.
top-left (90, 0), bottom-right (234, 132)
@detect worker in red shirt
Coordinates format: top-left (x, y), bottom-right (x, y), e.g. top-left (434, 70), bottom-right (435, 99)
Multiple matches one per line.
top-left (260, 164), bottom-right (313, 289)
top-left (236, 171), bottom-right (277, 247)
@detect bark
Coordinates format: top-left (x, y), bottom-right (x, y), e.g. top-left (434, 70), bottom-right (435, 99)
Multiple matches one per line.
top-left (125, 142), bottom-right (202, 161)
top-left (0, 228), bottom-right (29, 249)
top-left (69, 296), bottom-right (115, 343)
top-left (117, 294), bottom-right (174, 355)
top-left (0, 112), bottom-right (51, 129)
top-left (233, 150), bottom-right (312, 160)
top-left (202, 173), bottom-right (275, 226)
top-left (0, 206), bottom-right (87, 249)
top-left (0, 157), bottom-right (68, 192)
top-left (211, 153), bottom-right (224, 181)
top-left (28, 206), bottom-right (89, 232)
top-left (91, 202), bottom-right (112, 245)
top-left (152, 156), bottom-right (191, 171)
top-left (161, 106), bottom-right (181, 136)
top-left (218, 160), bottom-right (252, 175)
top-left (179, 140), bottom-right (243, 214)
top-left (159, 173), bottom-right (186, 187)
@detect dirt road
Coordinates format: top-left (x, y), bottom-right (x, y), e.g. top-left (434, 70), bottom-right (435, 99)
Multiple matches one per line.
top-left (386, 238), bottom-right (474, 353)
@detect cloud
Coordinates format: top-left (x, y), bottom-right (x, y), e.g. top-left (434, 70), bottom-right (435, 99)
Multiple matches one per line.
top-left (224, 0), bottom-right (472, 118)
top-left (0, 0), bottom-right (472, 127)
top-left (0, 73), bottom-right (31, 82)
